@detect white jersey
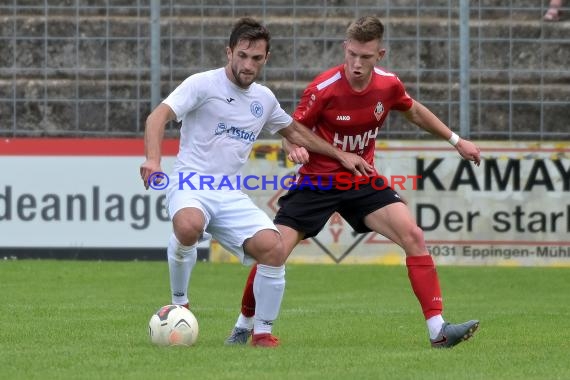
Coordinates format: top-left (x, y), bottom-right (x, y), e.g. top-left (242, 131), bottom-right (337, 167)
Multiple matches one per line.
top-left (163, 68), bottom-right (292, 190)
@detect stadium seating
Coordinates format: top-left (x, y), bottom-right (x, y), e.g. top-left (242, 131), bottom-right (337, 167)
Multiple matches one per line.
top-left (1, 0), bottom-right (567, 138)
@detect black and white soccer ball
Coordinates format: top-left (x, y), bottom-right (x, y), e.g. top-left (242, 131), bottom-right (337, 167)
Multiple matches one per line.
top-left (148, 305), bottom-right (199, 346)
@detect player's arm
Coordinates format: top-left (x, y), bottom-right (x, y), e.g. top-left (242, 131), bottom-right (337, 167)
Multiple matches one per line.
top-left (282, 137), bottom-right (309, 164)
top-left (402, 100), bottom-right (481, 166)
top-left (140, 103), bottom-right (176, 189)
top-left (278, 120), bottom-right (374, 175)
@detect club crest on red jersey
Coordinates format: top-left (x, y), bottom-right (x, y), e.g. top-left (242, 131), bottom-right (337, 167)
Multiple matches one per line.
top-left (374, 101), bottom-right (385, 121)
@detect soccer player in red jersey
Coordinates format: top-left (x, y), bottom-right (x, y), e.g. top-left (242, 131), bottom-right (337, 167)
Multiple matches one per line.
top-left (226, 16), bottom-right (481, 348)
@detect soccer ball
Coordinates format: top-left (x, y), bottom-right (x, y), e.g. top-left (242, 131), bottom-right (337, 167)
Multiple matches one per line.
top-left (148, 305), bottom-right (199, 347)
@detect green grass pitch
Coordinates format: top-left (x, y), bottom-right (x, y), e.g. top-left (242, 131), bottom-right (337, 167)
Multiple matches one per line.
top-left (1, 260), bottom-right (569, 380)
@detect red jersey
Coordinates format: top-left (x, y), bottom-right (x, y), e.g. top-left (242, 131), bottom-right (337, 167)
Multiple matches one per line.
top-left (293, 64), bottom-right (413, 184)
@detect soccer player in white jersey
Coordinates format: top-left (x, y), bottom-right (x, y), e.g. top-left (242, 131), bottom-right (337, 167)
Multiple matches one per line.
top-left (140, 17), bottom-right (370, 348)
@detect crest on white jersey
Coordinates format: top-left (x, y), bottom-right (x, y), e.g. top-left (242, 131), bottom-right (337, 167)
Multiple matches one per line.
top-left (250, 101), bottom-right (263, 118)
top-left (374, 101), bottom-right (385, 121)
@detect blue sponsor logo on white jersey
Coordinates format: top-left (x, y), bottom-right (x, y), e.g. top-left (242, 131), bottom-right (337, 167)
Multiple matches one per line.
top-left (215, 122), bottom-right (228, 135)
top-left (215, 122), bottom-right (256, 143)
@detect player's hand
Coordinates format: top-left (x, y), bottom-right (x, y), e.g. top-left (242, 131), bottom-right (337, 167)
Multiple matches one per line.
top-left (287, 146), bottom-right (310, 164)
top-left (337, 151), bottom-right (375, 176)
top-left (456, 139), bottom-right (481, 166)
top-left (140, 159), bottom-right (162, 190)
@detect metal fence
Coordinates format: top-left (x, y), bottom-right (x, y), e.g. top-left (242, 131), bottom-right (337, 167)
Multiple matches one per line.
top-left (0, 0), bottom-right (568, 139)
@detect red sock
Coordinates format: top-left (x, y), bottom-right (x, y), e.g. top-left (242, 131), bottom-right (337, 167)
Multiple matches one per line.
top-left (240, 264), bottom-right (257, 318)
top-left (406, 255), bottom-right (443, 319)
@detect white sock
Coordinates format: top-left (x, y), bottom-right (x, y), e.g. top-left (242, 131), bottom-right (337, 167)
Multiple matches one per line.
top-left (167, 234), bottom-right (197, 306)
top-left (427, 314), bottom-right (445, 339)
top-left (253, 264), bottom-right (285, 335)
top-left (235, 313), bottom-right (254, 330)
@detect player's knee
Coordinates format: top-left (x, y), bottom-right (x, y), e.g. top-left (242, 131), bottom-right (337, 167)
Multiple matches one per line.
top-left (259, 239), bottom-right (286, 267)
top-left (262, 244), bottom-right (287, 266)
top-left (402, 225), bottom-right (426, 252)
top-left (171, 208), bottom-right (205, 246)
top-left (172, 219), bottom-right (202, 246)
top-left (411, 225), bottom-right (425, 243)
top-left (246, 230), bottom-right (286, 266)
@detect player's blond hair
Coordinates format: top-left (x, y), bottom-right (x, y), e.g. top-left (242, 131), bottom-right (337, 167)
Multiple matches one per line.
top-left (346, 16), bottom-right (384, 43)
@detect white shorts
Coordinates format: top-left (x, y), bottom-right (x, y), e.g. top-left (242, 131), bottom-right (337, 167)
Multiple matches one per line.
top-left (166, 186), bottom-right (278, 265)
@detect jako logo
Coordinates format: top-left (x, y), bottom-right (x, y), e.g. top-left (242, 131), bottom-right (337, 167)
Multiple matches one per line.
top-left (336, 115), bottom-right (351, 121)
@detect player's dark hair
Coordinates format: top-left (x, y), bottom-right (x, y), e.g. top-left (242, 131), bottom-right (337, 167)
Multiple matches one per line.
top-left (228, 17), bottom-right (271, 54)
top-left (346, 16), bottom-right (384, 43)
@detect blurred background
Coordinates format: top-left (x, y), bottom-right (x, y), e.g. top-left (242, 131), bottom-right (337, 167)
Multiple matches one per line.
top-left (1, 0), bottom-right (568, 141)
